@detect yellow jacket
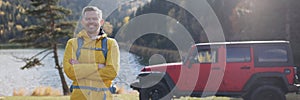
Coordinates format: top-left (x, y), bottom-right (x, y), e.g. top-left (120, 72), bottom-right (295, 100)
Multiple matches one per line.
top-left (63, 30), bottom-right (120, 100)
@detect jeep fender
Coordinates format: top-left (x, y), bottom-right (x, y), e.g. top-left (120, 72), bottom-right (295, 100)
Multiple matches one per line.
top-left (243, 72), bottom-right (289, 92)
top-left (135, 72), bottom-right (175, 90)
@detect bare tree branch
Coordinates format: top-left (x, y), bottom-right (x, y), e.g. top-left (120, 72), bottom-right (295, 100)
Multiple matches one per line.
top-left (40, 51), bottom-right (53, 61)
top-left (30, 48), bottom-right (52, 60)
top-left (11, 48), bottom-right (51, 62)
top-left (20, 58), bottom-right (43, 70)
top-left (11, 54), bottom-right (30, 62)
top-left (11, 48), bottom-right (53, 70)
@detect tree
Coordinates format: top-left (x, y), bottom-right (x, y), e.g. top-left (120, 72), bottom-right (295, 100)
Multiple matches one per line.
top-left (10, 0), bottom-right (75, 95)
top-left (103, 22), bottom-right (114, 36)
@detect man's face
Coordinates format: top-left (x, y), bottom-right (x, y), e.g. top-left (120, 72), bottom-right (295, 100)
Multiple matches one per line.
top-left (81, 11), bottom-right (103, 34)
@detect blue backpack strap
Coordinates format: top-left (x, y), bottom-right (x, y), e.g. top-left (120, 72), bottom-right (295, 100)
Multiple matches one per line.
top-left (76, 37), bottom-right (84, 60)
top-left (102, 37), bottom-right (108, 59)
top-left (76, 37), bottom-right (107, 60)
top-left (71, 37), bottom-right (84, 92)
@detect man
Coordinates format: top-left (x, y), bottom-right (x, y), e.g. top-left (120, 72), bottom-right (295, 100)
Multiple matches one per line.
top-left (63, 6), bottom-right (120, 100)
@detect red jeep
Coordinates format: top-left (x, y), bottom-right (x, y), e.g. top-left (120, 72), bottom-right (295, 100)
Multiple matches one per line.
top-left (131, 41), bottom-right (300, 100)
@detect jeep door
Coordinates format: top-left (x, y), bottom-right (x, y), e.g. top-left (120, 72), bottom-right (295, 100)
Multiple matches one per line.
top-left (179, 45), bottom-right (223, 92)
top-left (222, 45), bottom-right (253, 91)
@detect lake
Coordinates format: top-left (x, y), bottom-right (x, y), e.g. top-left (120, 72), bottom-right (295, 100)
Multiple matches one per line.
top-left (0, 49), bottom-right (143, 96)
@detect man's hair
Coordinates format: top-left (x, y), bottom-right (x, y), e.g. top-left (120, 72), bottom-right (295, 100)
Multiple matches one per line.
top-left (82, 6), bottom-right (102, 19)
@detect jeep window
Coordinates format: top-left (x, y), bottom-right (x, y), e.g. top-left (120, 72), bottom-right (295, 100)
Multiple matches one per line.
top-left (257, 46), bottom-right (288, 62)
top-left (226, 47), bottom-right (251, 62)
top-left (194, 49), bottom-right (217, 63)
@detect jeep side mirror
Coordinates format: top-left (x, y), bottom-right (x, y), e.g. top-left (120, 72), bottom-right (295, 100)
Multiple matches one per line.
top-left (182, 56), bottom-right (186, 62)
top-left (187, 57), bottom-right (196, 68)
top-left (188, 62), bottom-right (192, 68)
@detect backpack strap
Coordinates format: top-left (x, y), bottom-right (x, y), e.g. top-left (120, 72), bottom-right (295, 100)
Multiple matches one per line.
top-left (76, 37), bottom-right (108, 60)
top-left (102, 37), bottom-right (108, 59)
top-left (71, 37), bottom-right (110, 94)
top-left (76, 37), bottom-right (84, 60)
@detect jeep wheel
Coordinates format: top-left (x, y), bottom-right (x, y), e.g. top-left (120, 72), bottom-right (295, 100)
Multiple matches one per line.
top-left (139, 82), bottom-right (171, 100)
top-left (248, 85), bottom-right (286, 100)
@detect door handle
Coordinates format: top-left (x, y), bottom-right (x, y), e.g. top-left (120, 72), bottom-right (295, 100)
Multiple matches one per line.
top-left (240, 66), bottom-right (251, 70)
top-left (212, 67), bottom-right (221, 70)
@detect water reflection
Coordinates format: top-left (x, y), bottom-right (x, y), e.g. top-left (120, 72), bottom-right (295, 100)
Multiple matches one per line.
top-left (0, 49), bottom-right (142, 96)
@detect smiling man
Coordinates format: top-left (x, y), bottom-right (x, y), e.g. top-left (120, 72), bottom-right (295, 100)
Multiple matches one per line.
top-left (63, 6), bottom-right (120, 100)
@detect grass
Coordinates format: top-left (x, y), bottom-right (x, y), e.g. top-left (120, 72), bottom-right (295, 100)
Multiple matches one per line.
top-left (0, 95), bottom-right (228, 100)
top-left (2, 93), bottom-right (300, 100)
top-left (1, 93), bottom-right (300, 100)
top-left (3, 86), bottom-right (300, 100)
top-left (286, 93), bottom-right (300, 100)
top-left (2, 96), bottom-right (70, 100)
top-left (13, 87), bottom-right (62, 96)
top-left (0, 94), bottom-right (138, 100)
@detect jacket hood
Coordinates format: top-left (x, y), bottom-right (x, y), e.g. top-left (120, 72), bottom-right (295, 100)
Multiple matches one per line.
top-left (77, 29), bottom-right (108, 41)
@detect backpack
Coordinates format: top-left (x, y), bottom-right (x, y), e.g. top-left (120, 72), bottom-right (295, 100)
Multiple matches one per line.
top-left (76, 37), bottom-right (108, 60)
top-left (70, 37), bottom-right (117, 94)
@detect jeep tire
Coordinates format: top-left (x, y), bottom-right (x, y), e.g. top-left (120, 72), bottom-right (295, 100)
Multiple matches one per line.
top-left (247, 85), bottom-right (286, 100)
top-left (139, 82), bottom-right (171, 100)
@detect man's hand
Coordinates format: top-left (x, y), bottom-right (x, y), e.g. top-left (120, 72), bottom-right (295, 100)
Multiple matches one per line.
top-left (98, 64), bottom-right (105, 69)
top-left (69, 59), bottom-right (79, 64)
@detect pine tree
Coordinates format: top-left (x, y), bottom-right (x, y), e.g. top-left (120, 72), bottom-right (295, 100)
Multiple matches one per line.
top-left (11, 0), bottom-right (75, 95)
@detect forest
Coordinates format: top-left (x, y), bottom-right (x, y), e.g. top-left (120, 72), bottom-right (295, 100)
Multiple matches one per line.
top-left (1, 0), bottom-right (300, 66)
